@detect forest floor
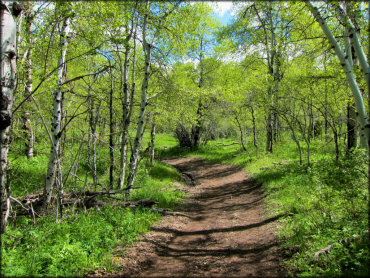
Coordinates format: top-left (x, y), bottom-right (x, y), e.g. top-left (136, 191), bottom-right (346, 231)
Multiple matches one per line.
top-left (89, 157), bottom-right (286, 277)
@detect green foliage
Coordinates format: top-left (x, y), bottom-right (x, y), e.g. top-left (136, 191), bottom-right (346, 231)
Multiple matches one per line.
top-left (8, 154), bottom-right (49, 197)
top-left (266, 151), bottom-right (368, 277)
top-left (1, 206), bottom-right (160, 277)
top-left (2, 133), bottom-right (184, 277)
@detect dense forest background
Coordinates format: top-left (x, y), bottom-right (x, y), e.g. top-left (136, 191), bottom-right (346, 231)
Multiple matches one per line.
top-left (0, 1), bottom-right (369, 277)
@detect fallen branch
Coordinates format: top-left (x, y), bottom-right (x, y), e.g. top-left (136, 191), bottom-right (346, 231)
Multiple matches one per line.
top-left (272, 161), bottom-right (289, 166)
top-left (5, 189), bottom-right (152, 219)
top-left (314, 230), bottom-right (369, 259)
top-left (215, 142), bottom-right (241, 147)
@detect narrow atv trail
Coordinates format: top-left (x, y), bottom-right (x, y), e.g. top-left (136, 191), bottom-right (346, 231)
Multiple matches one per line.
top-left (101, 157), bottom-right (285, 277)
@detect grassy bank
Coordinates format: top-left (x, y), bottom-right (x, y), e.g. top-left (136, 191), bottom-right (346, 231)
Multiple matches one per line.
top-left (158, 136), bottom-right (369, 277)
top-left (1, 132), bottom-right (184, 277)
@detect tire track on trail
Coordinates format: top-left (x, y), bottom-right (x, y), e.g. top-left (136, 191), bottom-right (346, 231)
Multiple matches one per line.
top-left (92, 157), bottom-right (286, 277)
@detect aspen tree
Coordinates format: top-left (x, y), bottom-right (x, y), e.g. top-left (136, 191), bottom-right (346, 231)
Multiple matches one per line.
top-left (1, 0), bottom-right (22, 233)
top-left (44, 3), bottom-right (71, 207)
top-left (306, 1), bottom-right (370, 148)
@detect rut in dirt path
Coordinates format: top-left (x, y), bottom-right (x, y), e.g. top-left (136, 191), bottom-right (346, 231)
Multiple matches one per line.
top-left (104, 157), bottom-right (285, 277)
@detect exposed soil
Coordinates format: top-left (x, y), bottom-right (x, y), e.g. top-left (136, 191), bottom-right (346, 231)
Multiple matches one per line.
top-left (89, 157), bottom-right (286, 277)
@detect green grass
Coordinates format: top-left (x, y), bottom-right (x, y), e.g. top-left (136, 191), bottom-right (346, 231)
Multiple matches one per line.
top-left (8, 154), bottom-right (49, 197)
top-left (132, 161), bottom-right (185, 209)
top-left (2, 133), bottom-right (186, 277)
top-left (1, 206), bottom-right (160, 277)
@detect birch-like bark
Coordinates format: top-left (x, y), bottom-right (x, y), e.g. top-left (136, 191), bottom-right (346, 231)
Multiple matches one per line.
top-left (126, 3), bottom-right (151, 193)
top-left (250, 106), bottom-right (257, 148)
top-left (235, 115), bottom-right (247, 151)
top-left (88, 94), bottom-right (100, 189)
top-left (43, 9), bottom-right (71, 207)
top-left (23, 3), bottom-right (34, 158)
top-left (118, 22), bottom-right (135, 189)
top-left (344, 27), bottom-right (357, 151)
top-left (150, 118), bottom-right (155, 165)
top-left (1, 1), bottom-right (22, 233)
top-left (306, 1), bottom-right (370, 148)
top-left (108, 60), bottom-right (114, 189)
top-left (191, 36), bottom-right (205, 148)
top-left (334, 3), bottom-right (370, 92)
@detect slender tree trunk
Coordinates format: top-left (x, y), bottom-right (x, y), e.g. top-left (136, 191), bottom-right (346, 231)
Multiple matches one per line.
top-left (250, 106), bottom-right (257, 148)
top-left (266, 112), bottom-right (273, 153)
top-left (150, 119), bottom-right (155, 166)
top-left (108, 62), bottom-right (114, 189)
top-left (118, 38), bottom-right (133, 189)
top-left (22, 112), bottom-right (33, 157)
top-left (343, 22), bottom-right (358, 153)
top-left (191, 102), bottom-right (203, 148)
top-left (347, 100), bottom-right (357, 152)
top-left (23, 3), bottom-right (34, 158)
top-left (1, 1), bottom-right (22, 233)
top-left (273, 112), bottom-right (279, 142)
top-left (323, 53), bottom-right (329, 140)
top-left (235, 115), bottom-right (247, 151)
top-left (126, 5), bottom-right (151, 194)
top-left (191, 37), bottom-right (205, 148)
top-left (308, 98), bottom-right (314, 141)
top-left (334, 128), bottom-right (339, 161)
top-left (88, 94), bottom-right (100, 189)
top-left (44, 8), bottom-right (71, 207)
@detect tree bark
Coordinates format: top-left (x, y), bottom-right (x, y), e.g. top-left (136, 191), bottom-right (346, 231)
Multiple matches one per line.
top-left (266, 112), bottom-right (273, 153)
top-left (108, 61), bottom-right (114, 189)
top-left (250, 106), bottom-right (257, 148)
top-left (126, 3), bottom-right (151, 194)
top-left (347, 100), bottom-right (357, 152)
top-left (150, 118), bottom-right (155, 166)
top-left (118, 23), bottom-right (136, 189)
top-left (22, 2), bottom-right (34, 158)
top-left (306, 1), bottom-right (370, 148)
top-left (1, 1), bottom-right (22, 233)
top-left (88, 93), bottom-right (100, 190)
top-left (43, 5), bottom-right (71, 207)
top-left (235, 115), bottom-right (247, 151)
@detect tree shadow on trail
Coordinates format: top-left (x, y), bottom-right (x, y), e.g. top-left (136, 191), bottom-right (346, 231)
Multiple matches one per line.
top-left (134, 157), bottom-right (287, 277)
top-left (150, 214), bottom-right (285, 236)
top-left (145, 237), bottom-right (279, 258)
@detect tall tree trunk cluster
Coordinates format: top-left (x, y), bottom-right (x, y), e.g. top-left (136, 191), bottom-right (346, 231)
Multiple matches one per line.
top-left (306, 1), bottom-right (370, 149)
top-left (126, 2), bottom-right (151, 193)
top-left (43, 3), bottom-right (71, 207)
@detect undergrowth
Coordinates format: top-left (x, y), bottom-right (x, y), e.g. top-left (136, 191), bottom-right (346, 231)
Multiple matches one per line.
top-left (1, 133), bottom-right (184, 277)
top-left (1, 206), bottom-right (160, 277)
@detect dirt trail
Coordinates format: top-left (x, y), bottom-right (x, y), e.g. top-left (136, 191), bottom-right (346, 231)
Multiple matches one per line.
top-left (95, 157), bottom-right (285, 277)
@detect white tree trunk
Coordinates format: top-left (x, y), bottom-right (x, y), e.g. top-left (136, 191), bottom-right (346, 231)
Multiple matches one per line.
top-left (44, 11), bottom-right (71, 206)
top-left (23, 3), bottom-right (34, 158)
top-left (150, 119), bottom-right (155, 165)
top-left (126, 4), bottom-right (151, 193)
top-left (1, 1), bottom-right (22, 233)
top-left (334, 4), bottom-right (370, 91)
top-left (306, 1), bottom-right (370, 148)
top-left (118, 43), bottom-right (132, 189)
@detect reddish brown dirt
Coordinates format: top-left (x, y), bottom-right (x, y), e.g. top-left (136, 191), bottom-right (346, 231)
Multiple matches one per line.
top-left (90, 157), bottom-right (285, 277)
